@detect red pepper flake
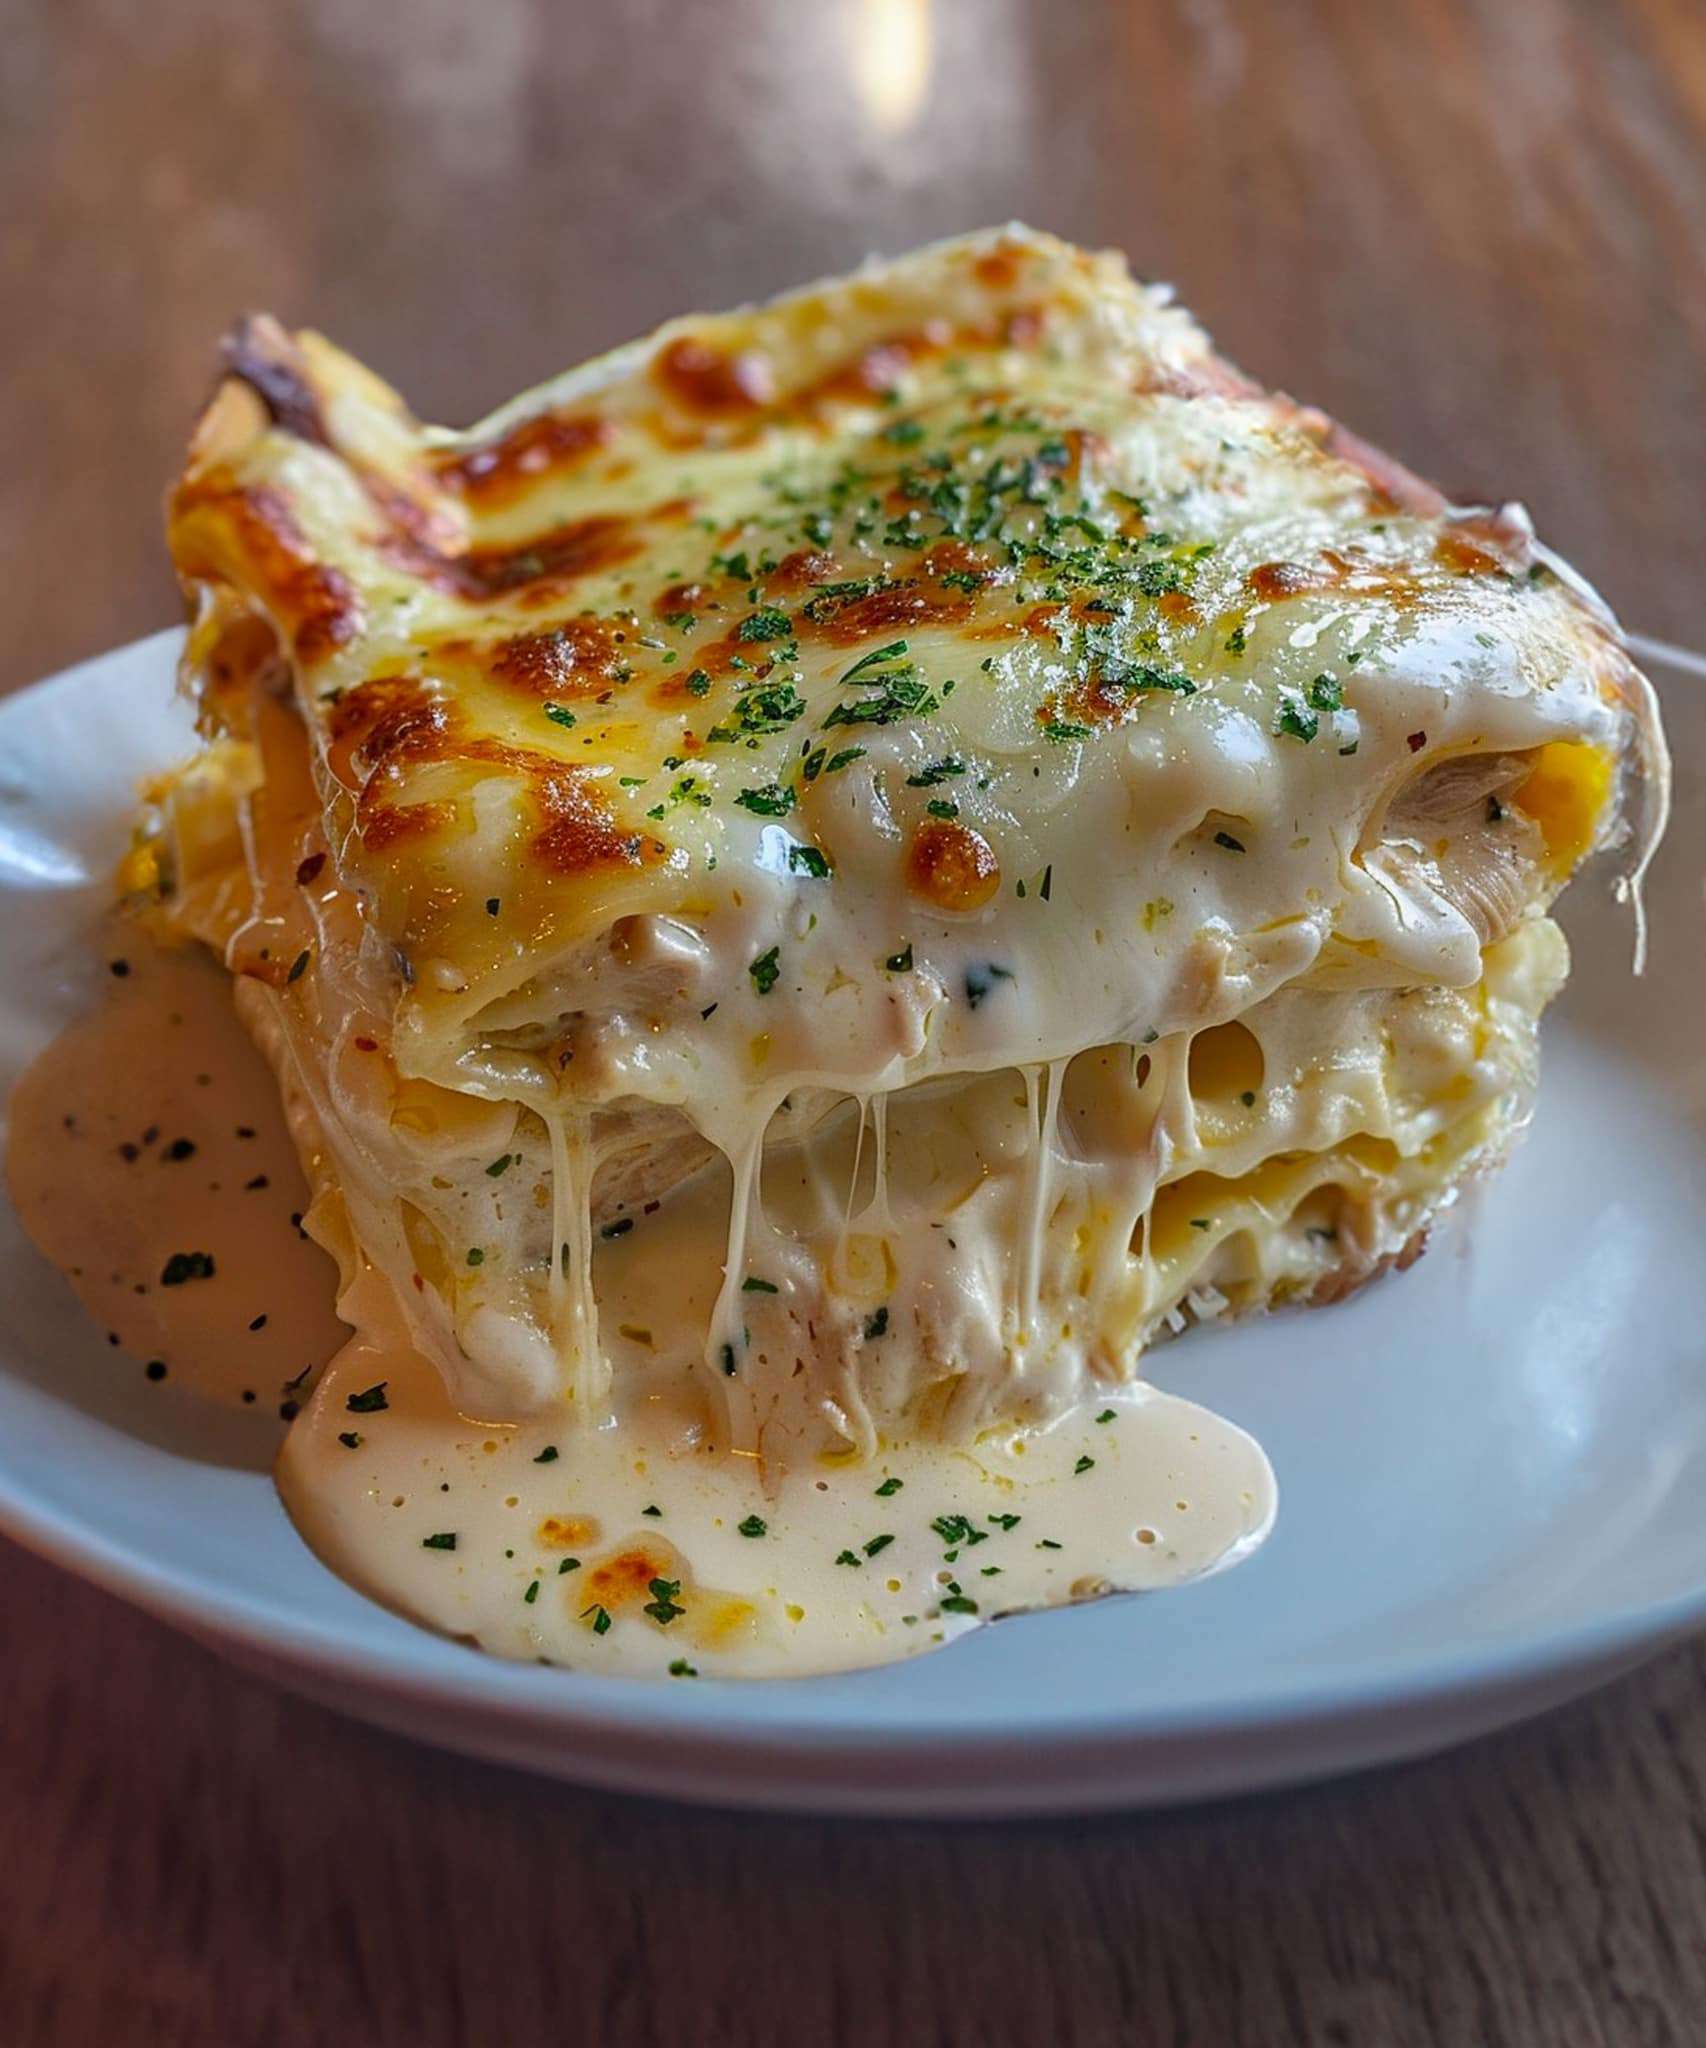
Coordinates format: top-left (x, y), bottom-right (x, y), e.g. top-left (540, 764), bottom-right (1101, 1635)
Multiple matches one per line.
top-left (353, 1035), bottom-right (379, 1052)
top-left (295, 851), bottom-right (327, 886)
top-left (1406, 730), bottom-right (1427, 752)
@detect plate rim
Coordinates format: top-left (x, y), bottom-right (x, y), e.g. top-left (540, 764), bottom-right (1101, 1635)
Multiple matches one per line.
top-left (3, 629), bottom-right (1703, 1808)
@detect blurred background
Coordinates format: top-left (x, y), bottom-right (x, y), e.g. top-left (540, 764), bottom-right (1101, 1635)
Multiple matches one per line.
top-left (3, 10), bottom-right (1705, 2042)
top-left (2, 0), bottom-right (1701, 702)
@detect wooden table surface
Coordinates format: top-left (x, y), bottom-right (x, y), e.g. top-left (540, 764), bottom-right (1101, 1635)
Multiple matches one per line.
top-left (3, 2), bottom-right (1704, 2040)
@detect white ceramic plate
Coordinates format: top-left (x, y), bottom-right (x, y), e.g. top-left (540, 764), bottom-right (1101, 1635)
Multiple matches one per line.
top-left (2, 629), bottom-right (1702, 1816)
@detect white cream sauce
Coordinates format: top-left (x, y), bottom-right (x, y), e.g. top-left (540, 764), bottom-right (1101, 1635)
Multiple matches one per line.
top-left (6, 933), bottom-right (346, 1412)
top-left (7, 929), bottom-right (1277, 1679)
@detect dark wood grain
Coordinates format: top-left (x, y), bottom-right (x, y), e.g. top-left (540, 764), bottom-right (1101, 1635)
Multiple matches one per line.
top-left (3, 1), bottom-right (1705, 2041)
top-left (5, 1546), bottom-right (1706, 2048)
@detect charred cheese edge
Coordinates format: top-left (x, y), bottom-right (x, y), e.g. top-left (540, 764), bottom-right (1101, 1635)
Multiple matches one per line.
top-left (151, 225), bottom-right (1665, 1439)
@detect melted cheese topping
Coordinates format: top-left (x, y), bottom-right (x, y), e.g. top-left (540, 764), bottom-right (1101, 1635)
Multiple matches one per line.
top-left (108, 226), bottom-right (1668, 1674)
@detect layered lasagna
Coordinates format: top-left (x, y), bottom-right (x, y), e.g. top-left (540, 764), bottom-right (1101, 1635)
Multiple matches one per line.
top-left (142, 226), bottom-right (1664, 1493)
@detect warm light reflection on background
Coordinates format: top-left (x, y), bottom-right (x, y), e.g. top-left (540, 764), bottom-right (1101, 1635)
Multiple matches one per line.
top-left (849, 0), bottom-right (935, 134)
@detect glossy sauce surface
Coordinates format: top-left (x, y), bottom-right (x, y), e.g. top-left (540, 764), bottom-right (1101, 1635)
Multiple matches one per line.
top-left (8, 932), bottom-right (1275, 1678)
top-left (6, 936), bottom-right (345, 1413)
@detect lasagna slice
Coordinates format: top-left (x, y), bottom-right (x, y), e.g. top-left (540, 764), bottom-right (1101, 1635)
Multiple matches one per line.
top-left (141, 226), bottom-right (1664, 1472)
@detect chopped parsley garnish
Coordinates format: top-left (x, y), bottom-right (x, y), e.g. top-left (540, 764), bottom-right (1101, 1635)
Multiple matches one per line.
top-left (160, 1250), bottom-right (215, 1286)
top-left (485, 1153), bottom-right (514, 1177)
top-left (668, 1658), bottom-right (698, 1677)
top-left (987, 1512), bottom-right (1021, 1531)
top-left (863, 1305), bottom-right (889, 1341)
top-left (742, 1275), bottom-right (778, 1293)
top-left (826, 641), bottom-right (929, 722)
top-left (1074, 1455), bottom-right (1095, 1475)
top-left (736, 607), bottom-right (793, 642)
top-left (863, 1533), bottom-right (895, 1557)
top-left (823, 667), bottom-right (940, 729)
top-left (940, 1594), bottom-right (979, 1615)
top-left (600, 1217), bottom-right (633, 1240)
top-left (749, 946), bottom-right (781, 995)
top-left (1036, 1538), bottom-right (1063, 1550)
top-left (421, 1532), bottom-right (457, 1551)
top-left (683, 667), bottom-right (712, 697)
top-left (801, 576), bottom-right (887, 622)
top-left (543, 702), bottom-right (577, 729)
top-left (522, 1580), bottom-right (541, 1606)
top-left (1213, 831), bottom-right (1246, 853)
top-left (485, 898), bottom-right (501, 915)
top-left (883, 418), bottom-right (926, 445)
top-left (644, 1577), bottom-right (685, 1624)
top-left (534, 1445), bottom-right (559, 1463)
top-left (930, 1514), bottom-right (978, 1546)
top-left (642, 1503), bottom-right (662, 1517)
top-left (925, 798), bottom-right (959, 819)
top-left (875, 1477), bottom-right (903, 1497)
top-left (885, 944), bottom-right (914, 973)
top-left (708, 681), bottom-right (806, 742)
top-left (738, 1515), bottom-right (768, 1538)
top-left (337, 1431), bottom-right (362, 1450)
top-left (787, 843), bottom-right (832, 878)
top-left (1225, 624), bottom-right (1247, 655)
top-left (905, 756), bottom-right (966, 787)
top-left (558, 1557), bottom-right (581, 1574)
top-left (835, 1549), bottom-right (862, 1567)
top-left (1133, 558), bottom-right (1185, 597)
top-left (1095, 1408), bottom-right (1117, 1424)
top-left (346, 1382), bottom-right (389, 1413)
top-left (1275, 697), bottom-right (1319, 743)
top-left (286, 949), bottom-right (311, 984)
top-left (583, 1603), bottom-right (612, 1634)
top-left (735, 783), bottom-right (795, 816)
top-left (466, 1247), bottom-right (485, 1266)
top-left (1307, 672), bottom-right (1344, 711)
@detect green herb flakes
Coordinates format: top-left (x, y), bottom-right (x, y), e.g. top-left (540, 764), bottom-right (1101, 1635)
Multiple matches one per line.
top-left (160, 1250), bottom-right (215, 1286)
top-left (644, 1577), bottom-right (685, 1624)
